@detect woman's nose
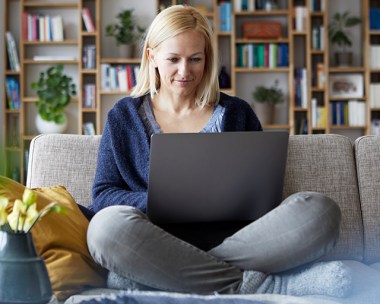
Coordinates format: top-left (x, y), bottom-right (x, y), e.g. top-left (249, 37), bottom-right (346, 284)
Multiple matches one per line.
top-left (178, 61), bottom-right (189, 76)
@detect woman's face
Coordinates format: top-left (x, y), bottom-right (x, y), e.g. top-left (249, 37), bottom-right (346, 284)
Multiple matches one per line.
top-left (148, 29), bottom-right (206, 99)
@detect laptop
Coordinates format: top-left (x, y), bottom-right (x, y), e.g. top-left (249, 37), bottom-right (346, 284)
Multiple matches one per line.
top-left (147, 131), bottom-right (289, 250)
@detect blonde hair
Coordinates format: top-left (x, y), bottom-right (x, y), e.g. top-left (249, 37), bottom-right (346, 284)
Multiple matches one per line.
top-left (131, 5), bottom-right (220, 108)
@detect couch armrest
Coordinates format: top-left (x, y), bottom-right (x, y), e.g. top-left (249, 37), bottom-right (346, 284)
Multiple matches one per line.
top-left (26, 134), bottom-right (101, 207)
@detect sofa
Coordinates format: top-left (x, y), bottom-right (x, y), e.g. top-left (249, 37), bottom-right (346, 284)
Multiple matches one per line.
top-left (25, 133), bottom-right (380, 304)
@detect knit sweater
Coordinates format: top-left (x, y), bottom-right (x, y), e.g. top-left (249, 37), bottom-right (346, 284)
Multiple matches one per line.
top-left (90, 93), bottom-right (262, 213)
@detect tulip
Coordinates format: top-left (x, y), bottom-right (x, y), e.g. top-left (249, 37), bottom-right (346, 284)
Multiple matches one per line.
top-left (7, 199), bottom-right (39, 233)
top-left (22, 188), bottom-right (37, 207)
top-left (0, 197), bottom-right (9, 226)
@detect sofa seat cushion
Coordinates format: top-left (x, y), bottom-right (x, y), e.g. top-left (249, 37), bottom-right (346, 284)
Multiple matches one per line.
top-left (283, 135), bottom-right (363, 261)
top-left (0, 177), bottom-right (107, 301)
top-left (354, 135), bottom-right (380, 263)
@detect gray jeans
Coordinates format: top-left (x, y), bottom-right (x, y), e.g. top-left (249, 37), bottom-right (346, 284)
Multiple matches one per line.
top-left (87, 192), bottom-right (341, 294)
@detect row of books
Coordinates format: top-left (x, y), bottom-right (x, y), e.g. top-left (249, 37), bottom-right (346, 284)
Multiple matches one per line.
top-left (233, 0), bottom-right (275, 12)
top-left (311, 98), bottom-right (326, 129)
top-left (370, 46), bottom-right (380, 69)
top-left (100, 64), bottom-right (140, 91)
top-left (5, 77), bottom-right (21, 110)
top-left (369, 83), bottom-right (380, 108)
top-left (6, 32), bottom-right (20, 72)
top-left (331, 100), bottom-right (366, 127)
top-left (311, 26), bottom-right (325, 50)
top-left (236, 43), bottom-right (289, 68)
top-left (369, 9), bottom-right (380, 30)
top-left (294, 68), bottom-right (308, 108)
top-left (219, 1), bottom-right (232, 32)
top-left (22, 12), bottom-right (64, 42)
top-left (83, 45), bottom-right (96, 69)
top-left (83, 84), bottom-right (96, 109)
top-left (310, 0), bottom-right (325, 12)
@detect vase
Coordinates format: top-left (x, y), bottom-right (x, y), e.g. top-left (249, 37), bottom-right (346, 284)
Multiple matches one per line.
top-left (218, 66), bottom-right (231, 89)
top-left (0, 231), bottom-right (53, 304)
top-left (118, 44), bottom-right (134, 58)
top-left (35, 113), bottom-right (67, 134)
top-left (334, 52), bottom-right (353, 67)
top-left (254, 102), bottom-right (275, 125)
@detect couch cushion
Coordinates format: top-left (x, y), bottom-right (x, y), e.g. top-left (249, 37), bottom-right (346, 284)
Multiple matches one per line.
top-left (0, 177), bottom-right (107, 301)
top-left (283, 134), bottom-right (363, 261)
top-left (27, 134), bottom-right (101, 207)
top-left (354, 135), bottom-right (380, 263)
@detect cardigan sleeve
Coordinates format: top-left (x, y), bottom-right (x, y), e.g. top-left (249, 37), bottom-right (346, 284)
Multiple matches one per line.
top-left (90, 99), bottom-right (149, 213)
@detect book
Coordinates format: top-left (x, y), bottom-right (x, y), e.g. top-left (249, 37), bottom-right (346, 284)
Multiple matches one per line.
top-left (82, 8), bottom-right (95, 32)
top-left (83, 122), bottom-right (96, 135)
top-left (6, 32), bottom-right (20, 72)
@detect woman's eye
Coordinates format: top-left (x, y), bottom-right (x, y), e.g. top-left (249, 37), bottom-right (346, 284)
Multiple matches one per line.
top-left (190, 57), bottom-right (201, 62)
top-left (167, 58), bottom-right (179, 63)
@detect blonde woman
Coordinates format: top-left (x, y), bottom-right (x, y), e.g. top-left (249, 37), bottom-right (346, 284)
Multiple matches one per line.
top-left (87, 5), bottom-right (351, 297)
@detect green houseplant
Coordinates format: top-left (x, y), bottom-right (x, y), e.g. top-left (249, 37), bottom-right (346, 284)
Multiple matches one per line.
top-left (105, 9), bottom-right (145, 57)
top-left (252, 80), bottom-right (284, 125)
top-left (31, 64), bottom-right (76, 133)
top-left (328, 11), bottom-right (361, 66)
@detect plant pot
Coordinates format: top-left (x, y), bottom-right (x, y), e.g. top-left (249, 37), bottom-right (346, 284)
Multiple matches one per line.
top-left (118, 44), bottom-right (134, 58)
top-left (36, 113), bottom-right (68, 134)
top-left (0, 231), bottom-right (53, 304)
top-left (254, 102), bottom-right (275, 125)
top-left (334, 52), bottom-right (353, 67)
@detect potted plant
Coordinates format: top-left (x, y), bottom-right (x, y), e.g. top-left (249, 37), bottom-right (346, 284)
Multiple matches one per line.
top-left (105, 9), bottom-right (145, 58)
top-left (328, 11), bottom-right (361, 67)
top-left (252, 80), bottom-right (284, 125)
top-left (31, 64), bottom-right (76, 134)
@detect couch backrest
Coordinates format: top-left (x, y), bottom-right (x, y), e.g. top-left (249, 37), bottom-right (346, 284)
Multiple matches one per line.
top-left (27, 133), bottom-right (365, 261)
top-left (27, 134), bottom-right (101, 207)
top-left (283, 134), bottom-right (363, 261)
top-left (354, 135), bottom-right (380, 263)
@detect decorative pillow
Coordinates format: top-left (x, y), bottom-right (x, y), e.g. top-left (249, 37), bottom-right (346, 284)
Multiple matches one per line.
top-left (0, 176), bottom-right (107, 301)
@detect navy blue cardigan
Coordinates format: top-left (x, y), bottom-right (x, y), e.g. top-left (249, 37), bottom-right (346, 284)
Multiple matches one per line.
top-left (90, 93), bottom-right (262, 213)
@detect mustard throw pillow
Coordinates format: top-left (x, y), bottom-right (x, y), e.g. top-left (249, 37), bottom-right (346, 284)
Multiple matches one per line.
top-left (0, 176), bottom-right (107, 301)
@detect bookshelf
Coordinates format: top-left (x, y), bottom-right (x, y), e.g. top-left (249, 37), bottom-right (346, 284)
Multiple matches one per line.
top-left (1, 0), bottom-right (373, 183)
top-left (365, 0), bottom-right (380, 135)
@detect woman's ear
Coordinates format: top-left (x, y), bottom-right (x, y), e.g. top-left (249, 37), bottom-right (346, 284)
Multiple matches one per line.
top-left (147, 48), bottom-right (157, 68)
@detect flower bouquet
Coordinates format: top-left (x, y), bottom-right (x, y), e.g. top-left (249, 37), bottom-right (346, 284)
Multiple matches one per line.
top-left (0, 188), bottom-right (65, 233)
top-left (0, 188), bottom-right (65, 304)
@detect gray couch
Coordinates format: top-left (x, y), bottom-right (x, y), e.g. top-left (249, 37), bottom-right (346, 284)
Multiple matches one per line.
top-left (26, 133), bottom-right (380, 304)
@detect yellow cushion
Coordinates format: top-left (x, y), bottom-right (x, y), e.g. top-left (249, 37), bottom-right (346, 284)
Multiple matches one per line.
top-left (0, 176), bottom-right (107, 301)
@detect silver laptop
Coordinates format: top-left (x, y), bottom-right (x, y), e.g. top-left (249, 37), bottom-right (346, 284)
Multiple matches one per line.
top-left (147, 131), bottom-right (289, 250)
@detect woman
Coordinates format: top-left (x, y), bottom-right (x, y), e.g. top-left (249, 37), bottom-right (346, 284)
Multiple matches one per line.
top-left (87, 5), bottom-right (351, 297)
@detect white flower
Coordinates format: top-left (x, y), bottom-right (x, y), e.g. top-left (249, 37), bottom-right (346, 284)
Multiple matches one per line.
top-left (0, 197), bottom-right (9, 226)
top-left (7, 199), bottom-right (39, 233)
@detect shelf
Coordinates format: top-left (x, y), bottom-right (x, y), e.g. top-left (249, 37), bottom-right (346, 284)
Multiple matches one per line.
top-left (329, 67), bottom-right (365, 73)
top-left (235, 38), bottom-right (289, 44)
top-left (235, 67), bottom-right (290, 73)
top-left (23, 2), bottom-right (79, 8)
top-left (235, 10), bottom-right (289, 16)
top-left (100, 58), bottom-right (141, 64)
top-left (23, 40), bottom-right (79, 45)
top-left (23, 59), bottom-right (80, 64)
top-left (23, 97), bottom-right (79, 103)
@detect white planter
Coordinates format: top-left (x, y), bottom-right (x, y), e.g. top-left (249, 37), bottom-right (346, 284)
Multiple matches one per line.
top-left (35, 113), bottom-right (68, 134)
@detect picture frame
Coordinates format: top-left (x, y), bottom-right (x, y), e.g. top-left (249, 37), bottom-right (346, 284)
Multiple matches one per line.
top-left (329, 73), bottom-right (364, 98)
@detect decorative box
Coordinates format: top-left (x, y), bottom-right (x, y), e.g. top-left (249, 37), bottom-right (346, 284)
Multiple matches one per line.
top-left (242, 21), bottom-right (282, 39)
